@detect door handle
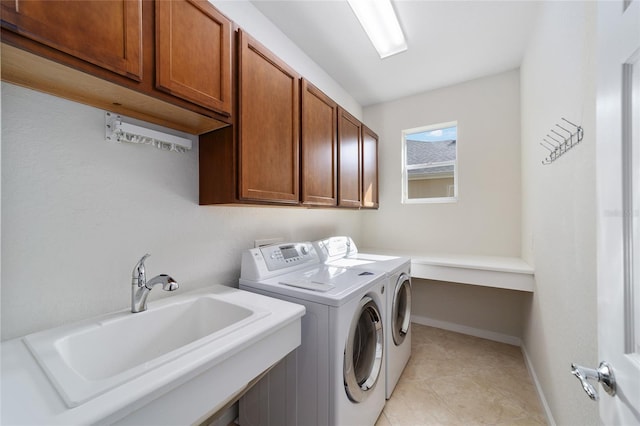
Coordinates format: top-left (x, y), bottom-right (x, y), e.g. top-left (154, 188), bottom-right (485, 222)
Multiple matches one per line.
top-left (570, 361), bottom-right (616, 400)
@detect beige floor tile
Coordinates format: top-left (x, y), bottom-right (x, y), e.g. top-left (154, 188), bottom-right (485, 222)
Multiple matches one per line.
top-left (493, 415), bottom-right (548, 426)
top-left (428, 373), bottom-right (531, 424)
top-left (378, 323), bottom-right (547, 426)
top-left (383, 378), bottom-right (463, 426)
top-left (374, 411), bottom-right (392, 426)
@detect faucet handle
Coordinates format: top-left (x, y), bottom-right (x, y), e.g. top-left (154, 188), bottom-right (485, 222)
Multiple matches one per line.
top-left (132, 253), bottom-right (151, 286)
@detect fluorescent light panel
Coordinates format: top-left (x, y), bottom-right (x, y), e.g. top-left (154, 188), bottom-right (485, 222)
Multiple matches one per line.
top-left (347, 0), bottom-right (407, 59)
top-left (105, 112), bottom-right (194, 153)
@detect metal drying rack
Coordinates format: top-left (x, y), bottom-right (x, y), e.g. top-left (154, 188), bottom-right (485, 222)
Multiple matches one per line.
top-left (540, 118), bottom-right (584, 165)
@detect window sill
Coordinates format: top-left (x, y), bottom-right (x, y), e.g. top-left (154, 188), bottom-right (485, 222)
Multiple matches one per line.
top-left (402, 197), bottom-right (458, 204)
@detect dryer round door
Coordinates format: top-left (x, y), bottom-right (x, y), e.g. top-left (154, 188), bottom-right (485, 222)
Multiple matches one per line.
top-left (392, 273), bottom-right (412, 346)
top-left (344, 295), bottom-right (384, 403)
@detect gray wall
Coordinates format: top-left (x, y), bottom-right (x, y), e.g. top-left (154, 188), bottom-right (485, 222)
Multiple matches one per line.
top-left (361, 71), bottom-right (525, 343)
top-left (520, 1), bottom-right (598, 424)
top-left (362, 70), bottom-right (522, 256)
top-left (0, 83), bottom-right (364, 341)
top-left (411, 279), bottom-right (527, 341)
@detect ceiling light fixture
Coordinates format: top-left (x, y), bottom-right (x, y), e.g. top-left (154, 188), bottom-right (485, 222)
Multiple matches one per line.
top-left (347, 0), bottom-right (407, 59)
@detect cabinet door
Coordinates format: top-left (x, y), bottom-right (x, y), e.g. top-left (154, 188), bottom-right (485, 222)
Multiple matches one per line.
top-left (301, 79), bottom-right (338, 207)
top-left (238, 30), bottom-right (300, 204)
top-left (0, 0), bottom-right (143, 80)
top-left (156, 0), bottom-right (232, 116)
top-left (338, 108), bottom-right (362, 208)
top-left (362, 125), bottom-right (379, 209)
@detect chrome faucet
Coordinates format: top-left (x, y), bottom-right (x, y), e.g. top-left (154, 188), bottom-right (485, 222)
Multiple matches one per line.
top-left (131, 254), bottom-right (179, 313)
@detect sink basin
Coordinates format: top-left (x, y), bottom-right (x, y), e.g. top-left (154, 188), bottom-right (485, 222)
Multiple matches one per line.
top-left (24, 291), bottom-right (269, 407)
top-left (2, 285), bottom-right (304, 425)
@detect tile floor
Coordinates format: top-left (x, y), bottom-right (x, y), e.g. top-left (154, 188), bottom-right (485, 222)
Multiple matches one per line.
top-left (375, 323), bottom-right (547, 426)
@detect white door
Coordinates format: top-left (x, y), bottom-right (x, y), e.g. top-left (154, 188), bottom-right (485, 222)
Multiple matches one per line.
top-left (594, 0), bottom-right (640, 424)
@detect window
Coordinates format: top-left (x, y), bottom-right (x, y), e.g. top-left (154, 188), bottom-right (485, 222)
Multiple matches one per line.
top-left (402, 121), bottom-right (458, 203)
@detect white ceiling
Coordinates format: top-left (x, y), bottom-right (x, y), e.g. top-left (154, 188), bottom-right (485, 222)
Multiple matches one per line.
top-left (251, 0), bottom-right (540, 107)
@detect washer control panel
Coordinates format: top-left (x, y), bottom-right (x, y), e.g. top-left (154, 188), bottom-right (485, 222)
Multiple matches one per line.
top-left (241, 242), bottom-right (320, 281)
top-left (260, 242), bottom-right (314, 271)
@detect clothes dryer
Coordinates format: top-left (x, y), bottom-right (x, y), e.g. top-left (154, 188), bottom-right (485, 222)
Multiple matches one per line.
top-left (238, 242), bottom-right (386, 426)
top-left (314, 236), bottom-right (412, 399)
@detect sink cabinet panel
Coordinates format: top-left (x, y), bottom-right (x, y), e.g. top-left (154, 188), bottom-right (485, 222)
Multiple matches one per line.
top-left (112, 319), bottom-right (301, 426)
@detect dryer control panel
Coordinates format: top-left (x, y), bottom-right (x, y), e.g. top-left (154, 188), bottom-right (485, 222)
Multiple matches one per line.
top-left (313, 236), bottom-right (358, 262)
top-left (241, 242), bottom-right (319, 281)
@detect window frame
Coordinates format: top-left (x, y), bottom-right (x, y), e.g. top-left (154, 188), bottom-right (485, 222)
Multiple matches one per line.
top-left (401, 121), bottom-right (459, 204)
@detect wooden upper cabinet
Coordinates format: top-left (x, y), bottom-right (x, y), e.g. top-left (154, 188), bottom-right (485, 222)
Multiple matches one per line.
top-left (337, 107), bottom-right (362, 208)
top-left (156, 0), bottom-right (232, 116)
top-left (301, 79), bottom-right (338, 207)
top-left (0, 0), bottom-right (143, 80)
top-left (362, 125), bottom-right (379, 209)
top-left (238, 30), bottom-right (300, 204)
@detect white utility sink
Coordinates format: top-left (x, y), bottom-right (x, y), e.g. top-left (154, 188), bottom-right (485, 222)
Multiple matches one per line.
top-left (24, 289), bottom-right (270, 408)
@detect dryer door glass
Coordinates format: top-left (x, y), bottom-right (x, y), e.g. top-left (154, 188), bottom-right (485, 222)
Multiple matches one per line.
top-left (392, 273), bottom-right (412, 346)
top-left (344, 296), bottom-right (383, 403)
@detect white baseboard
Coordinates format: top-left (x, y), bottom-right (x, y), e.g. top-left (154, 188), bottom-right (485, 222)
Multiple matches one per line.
top-left (521, 344), bottom-right (556, 426)
top-left (411, 315), bottom-right (522, 346)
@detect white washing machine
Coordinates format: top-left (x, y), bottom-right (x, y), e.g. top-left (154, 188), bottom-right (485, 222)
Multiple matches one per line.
top-left (238, 242), bottom-right (386, 426)
top-left (314, 236), bottom-right (412, 399)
